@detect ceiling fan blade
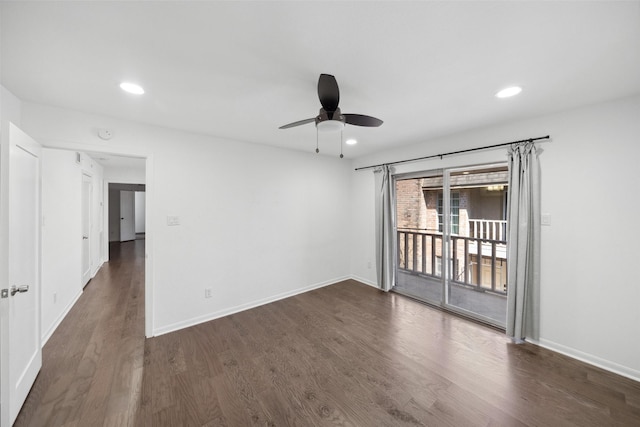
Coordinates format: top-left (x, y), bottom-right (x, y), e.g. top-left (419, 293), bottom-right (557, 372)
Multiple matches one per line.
top-left (279, 118), bottom-right (316, 129)
top-left (344, 114), bottom-right (383, 127)
top-left (318, 74), bottom-right (340, 112)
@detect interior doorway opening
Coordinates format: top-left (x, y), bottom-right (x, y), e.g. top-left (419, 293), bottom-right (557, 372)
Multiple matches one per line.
top-left (108, 183), bottom-right (146, 247)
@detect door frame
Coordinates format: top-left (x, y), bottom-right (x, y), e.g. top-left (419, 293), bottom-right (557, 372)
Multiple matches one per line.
top-left (101, 157), bottom-right (154, 338)
top-left (391, 161), bottom-right (509, 329)
top-left (81, 172), bottom-right (93, 286)
top-left (16, 142), bottom-right (154, 340)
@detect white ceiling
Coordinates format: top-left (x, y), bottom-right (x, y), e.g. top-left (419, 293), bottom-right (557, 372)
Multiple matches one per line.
top-left (2, 1), bottom-right (639, 160)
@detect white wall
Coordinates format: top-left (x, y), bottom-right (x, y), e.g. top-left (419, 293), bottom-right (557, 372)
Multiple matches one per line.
top-left (21, 102), bottom-right (352, 336)
top-left (350, 95), bottom-right (640, 381)
top-left (103, 162), bottom-right (145, 184)
top-left (40, 149), bottom-right (104, 343)
top-left (135, 191), bottom-right (145, 233)
top-left (41, 149), bottom-right (82, 342)
top-left (0, 86), bottom-right (22, 135)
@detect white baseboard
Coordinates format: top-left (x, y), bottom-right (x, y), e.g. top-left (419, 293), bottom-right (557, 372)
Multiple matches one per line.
top-left (349, 275), bottom-right (378, 288)
top-left (91, 260), bottom-right (105, 278)
top-left (41, 289), bottom-right (83, 346)
top-left (153, 276), bottom-right (350, 337)
top-left (528, 338), bottom-right (640, 383)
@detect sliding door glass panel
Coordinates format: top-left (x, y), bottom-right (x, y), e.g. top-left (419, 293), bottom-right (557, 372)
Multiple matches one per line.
top-left (444, 166), bottom-right (509, 326)
top-left (394, 173), bottom-right (443, 305)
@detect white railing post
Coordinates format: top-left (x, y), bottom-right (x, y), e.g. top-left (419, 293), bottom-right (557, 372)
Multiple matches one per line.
top-left (468, 219), bottom-right (507, 242)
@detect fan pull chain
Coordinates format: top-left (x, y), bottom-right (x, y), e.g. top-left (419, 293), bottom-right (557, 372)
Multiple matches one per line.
top-left (315, 128), bottom-right (320, 154)
top-left (340, 130), bottom-right (344, 159)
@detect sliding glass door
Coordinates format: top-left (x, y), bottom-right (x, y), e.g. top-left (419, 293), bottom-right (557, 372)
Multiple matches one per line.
top-left (393, 164), bottom-right (509, 328)
top-left (394, 170), bottom-right (444, 306)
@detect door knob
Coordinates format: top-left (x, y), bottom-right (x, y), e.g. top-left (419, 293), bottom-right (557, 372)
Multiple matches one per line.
top-left (83, 236), bottom-right (89, 240)
top-left (10, 285), bottom-right (29, 296)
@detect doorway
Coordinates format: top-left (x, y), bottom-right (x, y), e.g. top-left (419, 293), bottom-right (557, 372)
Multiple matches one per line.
top-left (1, 124), bottom-right (43, 426)
top-left (108, 183), bottom-right (146, 247)
top-left (393, 164), bottom-right (509, 327)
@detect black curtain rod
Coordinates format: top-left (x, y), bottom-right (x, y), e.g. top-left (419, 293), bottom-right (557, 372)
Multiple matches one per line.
top-left (354, 135), bottom-right (550, 171)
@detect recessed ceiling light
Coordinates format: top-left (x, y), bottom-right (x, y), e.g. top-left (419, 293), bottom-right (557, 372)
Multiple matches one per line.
top-left (345, 138), bottom-right (357, 145)
top-left (495, 86), bottom-right (522, 98)
top-left (120, 82), bottom-right (145, 95)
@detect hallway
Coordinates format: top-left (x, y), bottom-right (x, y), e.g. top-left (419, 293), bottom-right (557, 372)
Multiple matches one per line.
top-left (15, 240), bottom-right (146, 426)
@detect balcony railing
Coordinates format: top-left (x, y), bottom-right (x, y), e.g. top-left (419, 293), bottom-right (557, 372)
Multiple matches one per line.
top-left (397, 226), bottom-right (507, 295)
top-left (469, 219), bottom-right (507, 241)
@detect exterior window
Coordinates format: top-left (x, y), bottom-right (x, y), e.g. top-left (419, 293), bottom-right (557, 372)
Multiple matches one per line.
top-left (437, 192), bottom-right (459, 235)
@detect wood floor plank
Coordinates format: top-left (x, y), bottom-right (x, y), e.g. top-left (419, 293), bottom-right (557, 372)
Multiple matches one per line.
top-left (14, 242), bottom-right (640, 426)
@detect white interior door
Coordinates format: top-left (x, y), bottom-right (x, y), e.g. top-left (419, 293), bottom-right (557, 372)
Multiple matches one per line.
top-left (81, 174), bottom-right (92, 286)
top-left (120, 190), bottom-right (135, 242)
top-left (1, 124), bottom-right (42, 426)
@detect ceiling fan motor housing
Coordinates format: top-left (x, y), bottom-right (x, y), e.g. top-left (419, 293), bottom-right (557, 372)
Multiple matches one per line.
top-left (316, 107), bottom-right (345, 132)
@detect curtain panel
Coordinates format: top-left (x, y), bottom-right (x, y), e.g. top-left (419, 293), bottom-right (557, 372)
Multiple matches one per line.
top-left (374, 165), bottom-right (395, 291)
top-left (506, 141), bottom-right (541, 341)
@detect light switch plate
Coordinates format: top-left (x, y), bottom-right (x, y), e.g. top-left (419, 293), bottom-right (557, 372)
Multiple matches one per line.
top-left (167, 215), bottom-right (180, 226)
top-left (541, 213), bottom-right (551, 226)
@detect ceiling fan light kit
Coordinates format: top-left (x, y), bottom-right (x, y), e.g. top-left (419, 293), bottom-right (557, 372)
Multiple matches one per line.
top-left (316, 119), bottom-right (344, 133)
top-left (280, 74), bottom-right (382, 157)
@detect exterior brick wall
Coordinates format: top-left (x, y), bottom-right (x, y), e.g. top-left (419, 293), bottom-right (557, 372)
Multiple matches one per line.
top-left (424, 191), bottom-right (439, 232)
top-left (395, 179), bottom-right (427, 230)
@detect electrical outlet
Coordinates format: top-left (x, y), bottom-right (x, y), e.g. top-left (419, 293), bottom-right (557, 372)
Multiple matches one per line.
top-left (367, 260), bottom-right (372, 269)
top-left (204, 288), bottom-right (212, 299)
top-left (53, 292), bottom-right (57, 304)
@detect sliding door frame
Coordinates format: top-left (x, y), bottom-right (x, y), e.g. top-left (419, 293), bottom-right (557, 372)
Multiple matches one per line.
top-left (391, 162), bottom-right (508, 329)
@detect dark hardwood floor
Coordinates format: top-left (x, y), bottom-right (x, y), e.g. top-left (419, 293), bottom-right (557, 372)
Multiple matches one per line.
top-left (15, 240), bottom-right (640, 426)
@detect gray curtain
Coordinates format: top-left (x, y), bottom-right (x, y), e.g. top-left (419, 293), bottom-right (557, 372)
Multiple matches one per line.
top-left (506, 141), bottom-right (541, 341)
top-left (374, 165), bottom-right (395, 291)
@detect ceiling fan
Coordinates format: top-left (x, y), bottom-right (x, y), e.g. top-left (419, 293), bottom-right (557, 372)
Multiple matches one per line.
top-left (279, 74), bottom-right (383, 155)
